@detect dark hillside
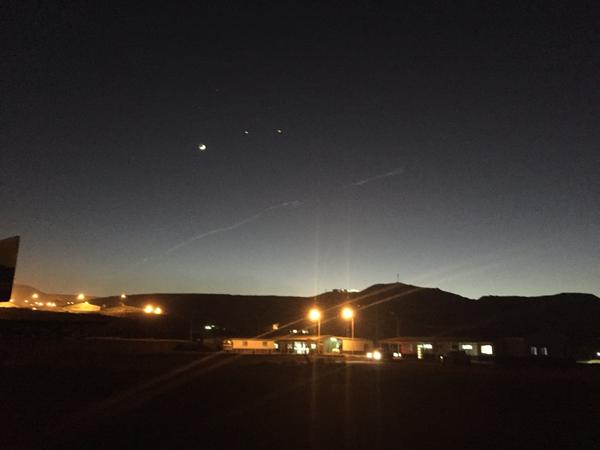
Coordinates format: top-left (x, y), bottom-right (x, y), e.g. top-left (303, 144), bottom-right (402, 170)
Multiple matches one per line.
top-left (5, 283), bottom-right (599, 341)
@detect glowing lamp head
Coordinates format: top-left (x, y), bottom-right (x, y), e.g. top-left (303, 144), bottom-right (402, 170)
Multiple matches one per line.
top-left (120, 294), bottom-right (127, 299)
top-left (373, 350), bottom-right (382, 361)
top-left (32, 293), bottom-right (39, 299)
top-left (308, 308), bottom-right (321, 322)
top-left (144, 304), bottom-right (154, 314)
top-left (341, 307), bottom-right (354, 320)
top-left (153, 307), bottom-right (163, 315)
top-left (77, 293), bottom-right (85, 301)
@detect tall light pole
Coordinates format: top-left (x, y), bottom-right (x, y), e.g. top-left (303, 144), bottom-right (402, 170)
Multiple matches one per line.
top-left (341, 307), bottom-right (355, 339)
top-left (308, 307), bottom-right (321, 353)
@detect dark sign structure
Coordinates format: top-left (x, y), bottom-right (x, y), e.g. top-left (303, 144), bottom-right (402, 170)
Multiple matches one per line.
top-left (0, 236), bottom-right (20, 301)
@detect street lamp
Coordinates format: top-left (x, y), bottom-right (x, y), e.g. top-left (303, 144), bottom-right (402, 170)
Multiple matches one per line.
top-left (308, 307), bottom-right (321, 353)
top-left (341, 306), bottom-right (355, 339)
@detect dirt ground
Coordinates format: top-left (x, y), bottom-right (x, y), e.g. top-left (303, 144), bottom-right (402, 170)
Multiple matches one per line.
top-left (2, 343), bottom-right (599, 450)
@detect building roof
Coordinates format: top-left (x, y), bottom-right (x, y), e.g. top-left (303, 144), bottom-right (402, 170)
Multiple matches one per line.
top-left (276, 334), bottom-right (371, 342)
top-left (63, 302), bottom-right (101, 313)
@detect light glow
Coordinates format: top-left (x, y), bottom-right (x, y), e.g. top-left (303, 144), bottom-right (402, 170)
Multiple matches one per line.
top-left (77, 293), bottom-right (85, 301)
top-left (423, 343), bottom-right (433, 349)
top-left (461, 344), bottom-right (473, 350)
top-left (144, 304), bottom-right (154, 314)
top-left (366, 352), bottom-right (373, 359)
top-left (373, 350), bottom-right (382, 360)
top-left (341, 307), bottom-right (354, 320)
top-left (308, 308), bottom-right (321, 322)
top-left (153, 307), bottom-right (162, 315)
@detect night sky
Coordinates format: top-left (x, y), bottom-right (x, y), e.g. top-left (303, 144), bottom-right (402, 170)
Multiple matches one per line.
top-left (2, 1), bottom-right (599, 298)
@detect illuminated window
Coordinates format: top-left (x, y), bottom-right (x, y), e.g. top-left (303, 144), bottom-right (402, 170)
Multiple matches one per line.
top-left (530, 346), bottom-right (537, 356)
top-left (461, 344), bottom-right (473, 350)
top-left (423, 343), bottom-right (433, 350)
top-left (480, 345), bottom-right (493, 355)
top-left (540, 347), bottom-right (548, 356)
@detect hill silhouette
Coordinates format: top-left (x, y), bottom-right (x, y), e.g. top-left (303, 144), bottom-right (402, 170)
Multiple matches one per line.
top-left (3, 282), bottom-right (598, 340)
top-left (85, 283), bottom-right (600, 340)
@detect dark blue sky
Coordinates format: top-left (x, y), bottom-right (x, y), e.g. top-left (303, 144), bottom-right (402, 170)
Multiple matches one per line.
top-left (2, 1), bottom-right (599, 297)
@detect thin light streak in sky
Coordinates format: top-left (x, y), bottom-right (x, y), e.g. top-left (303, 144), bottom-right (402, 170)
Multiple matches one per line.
top-left (159, 167), bottom-right (405, 258)
top-left (164, 200), bottom-right (303, 254)
top-left (341, 167), bottom-right (404, 189)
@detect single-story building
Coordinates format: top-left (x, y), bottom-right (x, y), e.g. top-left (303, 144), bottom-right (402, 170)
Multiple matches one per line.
top-left (380, 330), bottom-right (589, 362)
top-left (379, 336), bottom-right (495, 360)
top-left (275, 335), bottom-right (373, 355)
top-left (222, 338), bottom-right (276, 353)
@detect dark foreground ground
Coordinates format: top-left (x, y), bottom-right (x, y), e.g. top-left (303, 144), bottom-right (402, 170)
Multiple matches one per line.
top-left (1, 342), bottom-right (599, 450)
